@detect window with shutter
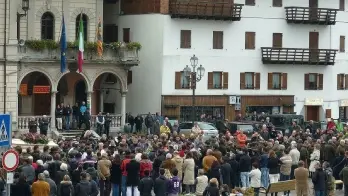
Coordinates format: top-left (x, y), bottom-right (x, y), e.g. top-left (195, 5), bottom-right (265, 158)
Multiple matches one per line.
top-left (123, 28), bottom-right (130, 43)
top-left (340, 0), bottom-right (345, 11)
top-left (273, 0), bottom-right (282, 7)
top-left (345, 74), bottom-right (348, 90)
top-left (307, 73), bottom-right (318, 90)
top-left (255, 73), bottom-right (260, 89)
top-left (180, 72), bottom-right (190, 89)
top-left (337, 74), bottom-right (345, 90)
top-left (325, 109), bottom-right (332, 118)
top-left (223, 72), bottom-right (228, 89)
top-left (240, 73), bottom-right (246, 89)
top-left (272, 73), bottom-right (281, 89)
top-left (208, 72), bottom-right (214, 89)
top-left (304, 74), bottom-right (310, 90)
top-left (272, 33), bottom-right (283, 48)
top-left (318, 74), bottom-right (323, 90)
top-left (268, 73), bottom-right (273, 89)
top-left (175, 72), bottom-right (182, 89)
top-left (245, 0), bottom-right (255, 6)
top-left (340, 36), bottom-right (345, 52)
top-left (245, 72), bottom-right (254, 89)
top-left (180, 30), bottom-right (191, 49)
top-left (245, 32), bottom-right (256, 50)
top-left (281, 73), bottom-right (287, 89)
top-left (212, 72), bottom-right (222, 89)
top-left (213, 31), bottom-right (223, 49)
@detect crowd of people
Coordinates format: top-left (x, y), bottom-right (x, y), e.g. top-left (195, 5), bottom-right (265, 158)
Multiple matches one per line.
top-left (5, 114), bottom-right (348, 196)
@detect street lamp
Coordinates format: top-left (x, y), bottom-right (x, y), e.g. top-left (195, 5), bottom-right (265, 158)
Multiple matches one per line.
top-left (183, 55), bottom-right (205, 125)
top-left (17, 0), bottom-right (30, 40)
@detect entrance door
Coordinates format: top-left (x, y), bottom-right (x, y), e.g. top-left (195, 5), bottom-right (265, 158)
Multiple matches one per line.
top-left (306, 106), bottom-right (319, 121)
top-left (309, 0), bottom-right (318, 21)
top-left (33, 74), bottom-right (51, 115)
top-left (309, 32), bottom-right (319, 62)
top-left (75, 80), bottom-right (87, 106)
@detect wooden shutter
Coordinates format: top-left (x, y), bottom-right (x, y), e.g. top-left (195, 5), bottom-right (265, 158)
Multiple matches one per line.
top-left (213, 31), bottom-right (223, 49)
top-left (304, 74), bottom-right (310, 90)
top-left (255, 72), bottom-right (260, 89)
top-left (208, 72), bottom-right (213, 89)
top-left (268, 73), bottom-right (273, 89)
top-left (338, 74), bottom-right (344, 90)
top-left (240, 72), bottom-right (245, 89)
top-left (273, 0), bottom-right (282, 7)
top-left (340, 0), bottom-right (345, 11)
top-left (345, 74), bottom-right (348, 89)
top-left (223, 72), bottom-right (229, 89)
top-left (318, 73), bottom-right (323, 90)
top-left (272, 33), bottom-right (283, 48)
top-left (281, 73), bottom-right (288, 89)
top-left (175, 72), bottom-right (181, 89)
top-left (325, 109), bottom-right (332, 118)
top-left (245, 0), bottom-right (255, 6)
top-left (180, 30), bottom-right (191, 49)
top-left (123, 28), bottom-right (130, 43)
top-left (127, 71), bottom-right (132, 84)
top-left (245, 32), bottom-right (255, 49)
top-left (340, 36), bottom-right (345, 52)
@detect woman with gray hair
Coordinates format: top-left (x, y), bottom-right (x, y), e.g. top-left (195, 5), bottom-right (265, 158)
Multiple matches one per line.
top-left (32, 173), bottom-right (50, 196)
top-left (55, 163), bottom-right (70, 187)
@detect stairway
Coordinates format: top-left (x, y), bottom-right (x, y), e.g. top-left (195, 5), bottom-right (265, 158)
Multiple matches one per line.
top-left (59, 130), bottom-right (85, 139)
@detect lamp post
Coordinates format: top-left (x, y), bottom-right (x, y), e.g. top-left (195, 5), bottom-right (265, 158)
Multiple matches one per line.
top-left (183, 55), bottom-right (205, 125)
top-left (17, 0), bottom-right (29, 40)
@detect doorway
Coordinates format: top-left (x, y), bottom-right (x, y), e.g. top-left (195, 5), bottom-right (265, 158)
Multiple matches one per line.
top-left (309, 32), bottom-right (319, 62)
top-left (309, 0), bottom-right (318, 20)
top-left (306, 106), bottom-right (320, 121)
top-left (75, 80), bottom-right (87, 106)
top-left (33, 74), bottom-right (51, 115)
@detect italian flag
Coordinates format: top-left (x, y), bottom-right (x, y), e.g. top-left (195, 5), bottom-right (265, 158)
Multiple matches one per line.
top-left (77, 14), bottom-right (84, 72)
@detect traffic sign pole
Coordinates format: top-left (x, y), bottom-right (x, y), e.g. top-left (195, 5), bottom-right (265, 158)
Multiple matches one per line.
top-left (0, 114), bottom-right (12, 196)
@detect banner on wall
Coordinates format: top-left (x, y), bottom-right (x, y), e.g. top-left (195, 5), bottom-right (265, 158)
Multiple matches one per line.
top-left (33, 86), bottom-right (50, 94)
top-left (19, 84), bottom-right (27, 96)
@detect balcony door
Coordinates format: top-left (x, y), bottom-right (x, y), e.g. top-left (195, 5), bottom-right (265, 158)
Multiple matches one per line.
top-left (309, 0), bottom-right (318, 21)
top-left (309, 32), bottom-right (319, 62)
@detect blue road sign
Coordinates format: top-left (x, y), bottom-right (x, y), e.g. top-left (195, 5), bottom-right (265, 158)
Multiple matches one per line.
top-left (0, 114), bottom-right (11, 147)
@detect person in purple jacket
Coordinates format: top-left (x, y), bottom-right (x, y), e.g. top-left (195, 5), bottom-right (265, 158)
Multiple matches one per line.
top-left (167, 168), bottom-right (181, 196)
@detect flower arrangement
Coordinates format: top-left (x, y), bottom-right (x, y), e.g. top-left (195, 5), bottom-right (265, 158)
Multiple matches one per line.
top-left (20, 133), bottom-right (49, 144)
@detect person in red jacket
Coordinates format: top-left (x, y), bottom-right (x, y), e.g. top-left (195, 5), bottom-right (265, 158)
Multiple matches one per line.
top-left (139, 154), bottom-right (153, 179)
top-left (120, 151), bottom-right (131, 196)
top-left (237, 130), bottom-right (247, 148)
top-left (326, 118), bottom-right (336, 131)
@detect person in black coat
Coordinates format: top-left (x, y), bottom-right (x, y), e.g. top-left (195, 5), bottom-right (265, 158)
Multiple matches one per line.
top-left (11, 174), bottom-right (31, 196)
top-left (154, 168), bottom-right (168, 196)
top-left (220, 156), bottom-right (232, 189)
top-left (127, 114), bottom-right (135, 133)
top-left (228, 154), bottom-right (240, 189)
top-left (312, 163), bottom-right (327, 196)
top-left (126, 157), bottom-right (140, 196)
top-left (110, 155), bottom-right (122, 196)
top-left (203, 178), bottom-right (220, 196)
top-left (239, 148), bottom-right (252, 188)
top-left (138, 170), bottom-right (154, 196)
top-left (207, 161), bottom-right (221, 186)
top-left (333, 151), bottom-right (346, 190)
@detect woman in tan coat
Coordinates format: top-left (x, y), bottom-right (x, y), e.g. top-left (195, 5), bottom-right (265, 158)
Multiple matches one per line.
top-left (172, 151), bottom-right (184, 180)
top-left (183, 152), bottom-right (195, 194)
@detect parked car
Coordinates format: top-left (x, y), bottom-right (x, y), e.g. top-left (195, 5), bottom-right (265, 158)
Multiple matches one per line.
top-left (179, 122), bottom-right (218, 141)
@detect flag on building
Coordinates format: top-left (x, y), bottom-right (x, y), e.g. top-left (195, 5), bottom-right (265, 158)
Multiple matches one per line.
top-left (77, 13), bottom-right (84, 73)
top-left (60, 15), bottom-right (67, 73)
top-left (96, 17), bottom-right (103, 57)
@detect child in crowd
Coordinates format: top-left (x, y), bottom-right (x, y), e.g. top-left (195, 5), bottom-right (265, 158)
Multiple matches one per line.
top-left (249, 162), bottom-right (262, 196)
top-left (195, 169), bottom-right (208, 196)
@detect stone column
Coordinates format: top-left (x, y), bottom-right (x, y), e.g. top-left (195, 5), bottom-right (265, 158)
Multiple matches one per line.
top-left (99, 90), bottom-right (104, 113)
top-left (120, 91), bottom-right (127, 127)
top-left (50, 91), bottom-right (57, 129)
top-left (87, 91), bottom-right (93, 113)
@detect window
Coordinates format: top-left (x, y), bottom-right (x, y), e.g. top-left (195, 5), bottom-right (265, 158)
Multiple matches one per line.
top-left (268, 73), bottom-right (287, 90)
top-left (208, 72), bottom-right (228, 89)
top-left (127, 71), bottom-right (132, 84)
top-left (245, 0), bottom-right (255, 6)
top-left (41, 12), bottom-right (54, 40)
top-left (245, 32), bottom-right (255, 50)
top-left (337, 73), bottom-right (348, 90)
top-left (340, 36), bottom-right (345, 52)
top-left (123, 28), bottom-right (130, 43)
top-left (175, 72), bottom-right (190, 89)
top-left (180, 30), bottom-right (191, 49)
top-left (240, 72), bottom-right (260, 90)
top-left (213, 31), bottom-right (223, 49)
top-left (304, 73), bottom-right (323, 90)
top-left (272, 33), bottom-right (283, 48)
top-left (273, 0), bottom-right (282, 7)
top-left (104, 24), bottom-right (118, 43)
top-left (340, 0), bottom-right (345, 11)
top-left (76, 14), bottom-right (88, 42)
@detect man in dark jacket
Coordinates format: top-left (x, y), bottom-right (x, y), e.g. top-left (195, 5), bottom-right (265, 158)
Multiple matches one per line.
top-left (239, 148), bottom-right (251, 188)
top-left (323, 140), bottom-right (336, 167)
top-left (39, 115), bottom-right (49, 136)
top-left (154, 168), bottom-right (168, 196)
top-left (104, 113), bottom-right (112, 137)
top-left (126, 156), bottom-right (141, 195)
top-left (228, 154), bottom-right (239, 189)
top-left (138, 170), bottom-right (154, 196)
top-left (128, 113), bottom-right (135, 133)
top-left (47, 154), bottom-right (62, 182)
top-left (220, 156), bottom-right (232, 189)
top-left (312, 163), bottom-right (327, 196)
top-left (75, 172), bottom-right (92, 196)
top-left (135, 115), bottom-right (144, 133)
top-left (145, 113), bottom-right (154, 135)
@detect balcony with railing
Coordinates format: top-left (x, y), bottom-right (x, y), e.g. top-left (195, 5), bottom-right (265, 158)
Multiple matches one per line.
top-left (285, 7), bottom-right (338, 25)
top-left (261, 47), bottom-right (337, 65)
top-left (169, 0), bottom-right (243, 21)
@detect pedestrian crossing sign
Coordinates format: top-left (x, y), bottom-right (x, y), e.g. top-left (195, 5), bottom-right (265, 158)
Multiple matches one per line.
top-left (0, 114), bottom-right (11, 147)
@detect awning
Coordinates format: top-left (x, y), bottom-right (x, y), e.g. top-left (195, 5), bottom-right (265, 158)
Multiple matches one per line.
top-left (304, 98), bottom-right (323, 106)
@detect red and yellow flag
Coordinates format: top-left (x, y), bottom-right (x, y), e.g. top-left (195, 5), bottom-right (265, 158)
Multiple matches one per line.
top-left (96, 17), bottom-right (103, 57)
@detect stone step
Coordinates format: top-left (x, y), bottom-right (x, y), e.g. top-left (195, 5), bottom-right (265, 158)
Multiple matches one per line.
top-left (60, 131), bottom-right (84, 135)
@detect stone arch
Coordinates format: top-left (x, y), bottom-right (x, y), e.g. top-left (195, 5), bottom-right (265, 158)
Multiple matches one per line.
top-left (70, 8), bottom-right (96, 23)
top-left (91, 69), bottom-right (127, 93)
top-left (17, 67), bottom-right (54, 91)
top-left (35, 6), bottom-right (62, 21)
top-left (53, 71), bottom-right (91, 92)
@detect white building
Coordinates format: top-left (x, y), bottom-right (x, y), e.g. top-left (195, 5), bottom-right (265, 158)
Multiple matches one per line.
top-left (109, 0), bottom-right (348, 122)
